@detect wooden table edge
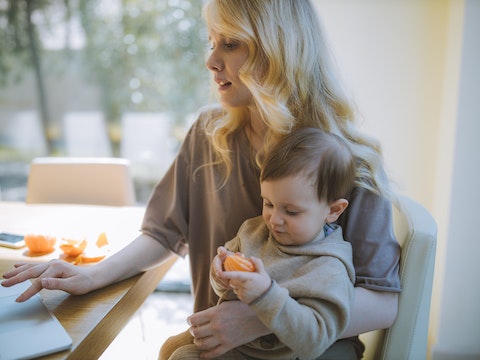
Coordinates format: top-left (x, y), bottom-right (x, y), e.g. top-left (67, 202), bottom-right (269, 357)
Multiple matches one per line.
top-left (67, 256), bottom-right (178, 360)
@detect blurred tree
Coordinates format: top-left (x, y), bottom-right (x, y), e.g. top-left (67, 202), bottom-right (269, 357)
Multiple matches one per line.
top-left (0, 0), bottom-right (208, 155)
top-left (0, 0), bottom-right (54, 153)
top-left (78, 0), bottom-right (208, 150)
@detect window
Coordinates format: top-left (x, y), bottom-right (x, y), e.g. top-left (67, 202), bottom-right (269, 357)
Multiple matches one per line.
top-left (0, 0), bottom-right (209, 204)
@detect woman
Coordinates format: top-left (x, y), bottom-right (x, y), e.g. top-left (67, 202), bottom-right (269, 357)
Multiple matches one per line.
top-left (2, 0), bottom-right (400, 359)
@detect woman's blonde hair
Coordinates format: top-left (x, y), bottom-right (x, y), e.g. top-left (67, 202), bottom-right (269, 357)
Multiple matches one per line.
top-left (202, 0), bottom-right (394, 199)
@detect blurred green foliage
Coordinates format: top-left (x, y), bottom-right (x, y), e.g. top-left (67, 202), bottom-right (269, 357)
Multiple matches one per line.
top-left (0, 0), bottom-right (209, 149)
top-left (77, 0), bottom-right (209, 124)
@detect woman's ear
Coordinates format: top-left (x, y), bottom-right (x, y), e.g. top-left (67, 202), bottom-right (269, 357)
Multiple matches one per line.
top-left (326, 199), bottom-right (349, 223)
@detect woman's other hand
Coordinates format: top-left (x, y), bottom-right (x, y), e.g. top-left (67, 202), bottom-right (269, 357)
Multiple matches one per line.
top-left (1, 260), bottom-right (94, 302)
top-left (187, 300), bottom-right (270, 359)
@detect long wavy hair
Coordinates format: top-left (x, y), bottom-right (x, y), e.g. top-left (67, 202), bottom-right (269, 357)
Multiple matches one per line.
top-left (202, 0), bottom-right (394, 200)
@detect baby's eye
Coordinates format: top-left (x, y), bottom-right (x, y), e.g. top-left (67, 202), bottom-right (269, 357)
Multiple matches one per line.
top-left (286, 210), bottom-right (300, 216)
top-left (263, 201), bottom-right (273, 208)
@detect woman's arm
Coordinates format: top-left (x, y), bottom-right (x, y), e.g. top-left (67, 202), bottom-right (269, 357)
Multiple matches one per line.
top-left (1, 234), bottom-right (173, 302)
top-left (340, 287), bottom-right (398, 338)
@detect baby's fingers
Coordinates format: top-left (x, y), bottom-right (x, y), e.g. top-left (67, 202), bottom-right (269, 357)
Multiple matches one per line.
top-left (249, 257), bottom-right (267, 275)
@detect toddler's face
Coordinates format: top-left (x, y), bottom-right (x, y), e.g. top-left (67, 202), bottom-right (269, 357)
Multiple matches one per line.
top-left (261, 175), bottom-right (331, 246)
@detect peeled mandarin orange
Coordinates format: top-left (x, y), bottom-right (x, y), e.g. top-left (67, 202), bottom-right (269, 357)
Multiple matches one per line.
top-left (224, 252), bottom-right (255, 272)
top-left (24, 234), bottom-right (56, 254)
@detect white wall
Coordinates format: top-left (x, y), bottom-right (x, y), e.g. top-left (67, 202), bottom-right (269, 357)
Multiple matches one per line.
top-left (431, 1), bottom-right (480, 358)
top-left (315, 0), bottom-right (448, 206)
top-left (314, 0), bottom-right (480, 358)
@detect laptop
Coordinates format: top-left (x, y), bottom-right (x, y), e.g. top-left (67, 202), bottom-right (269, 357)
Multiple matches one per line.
top-left (0, 281), bottom-right (72, 360)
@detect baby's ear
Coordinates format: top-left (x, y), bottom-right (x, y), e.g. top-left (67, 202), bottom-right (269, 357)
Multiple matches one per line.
top-left (326, 199), bottom-right (349, 223)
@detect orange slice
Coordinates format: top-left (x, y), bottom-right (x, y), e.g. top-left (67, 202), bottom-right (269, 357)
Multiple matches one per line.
top-left (224, 252), bottom-right (255, 272)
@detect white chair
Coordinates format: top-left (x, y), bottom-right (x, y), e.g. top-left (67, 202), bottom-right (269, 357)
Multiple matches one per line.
top-left (120, 112), bottom-right (177, 182)
top-left (26, 157), bottom-right (136, 206)
top-left (0, 110), bottom-right (48, 156)
top-left (360, 195), bottom-right (437, 359)
top-left (63, 112), bottom-right (112, 157)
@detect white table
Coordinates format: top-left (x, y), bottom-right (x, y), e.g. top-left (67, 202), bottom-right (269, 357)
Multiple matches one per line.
top-left (0, 202), bottom-right (176, 360)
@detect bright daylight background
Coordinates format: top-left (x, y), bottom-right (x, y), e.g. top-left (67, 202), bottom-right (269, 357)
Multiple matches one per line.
top-left (1, 0), bottom-right (479, 359)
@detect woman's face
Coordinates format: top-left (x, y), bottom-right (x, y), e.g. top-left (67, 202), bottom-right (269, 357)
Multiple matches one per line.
top-left (206, 29), bottom-right (252, 108)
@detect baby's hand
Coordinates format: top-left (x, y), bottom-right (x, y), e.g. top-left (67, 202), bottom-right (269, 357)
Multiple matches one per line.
top-left (223, 257), bottom-right (272, 304)
top-left (210, 247), bottom-right (233, 289)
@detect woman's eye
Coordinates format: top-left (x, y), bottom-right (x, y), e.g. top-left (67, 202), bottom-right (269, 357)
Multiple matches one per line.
top-left (207, 41), bottom-right (237, 51)
top-left (223, 41), bottom-right (239, 50)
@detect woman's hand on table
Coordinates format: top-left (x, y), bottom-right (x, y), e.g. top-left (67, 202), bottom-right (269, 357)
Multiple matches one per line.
top-left (187, 300), bottom-right (270, 359)
top-left (1, 260), bottom-right (94, 302)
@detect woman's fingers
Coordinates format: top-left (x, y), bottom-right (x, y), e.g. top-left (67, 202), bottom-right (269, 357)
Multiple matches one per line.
top-left (2, 262), bottom-right (47, 281)
top-left (2, 259), bottom-right (92, 302)
top-left (14, 279), bottom-right (44, 302)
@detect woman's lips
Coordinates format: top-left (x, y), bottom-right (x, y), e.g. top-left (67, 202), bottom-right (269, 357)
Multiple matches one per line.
top-left (216, 79), bottom-right (232, 90)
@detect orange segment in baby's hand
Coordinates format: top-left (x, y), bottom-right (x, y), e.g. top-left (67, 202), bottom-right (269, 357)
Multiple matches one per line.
top-left (224, 252), bottom-right (255, 272)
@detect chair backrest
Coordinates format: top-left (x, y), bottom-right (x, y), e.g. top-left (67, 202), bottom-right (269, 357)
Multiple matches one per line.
top-left (359, 195), bottom-right (437, 360)
top-left (26, 157), bottom-right (136, 206)
top-left (63, 112), bottom-right (112, 157)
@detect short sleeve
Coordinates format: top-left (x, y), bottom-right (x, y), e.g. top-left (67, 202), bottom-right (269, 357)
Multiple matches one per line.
top-left (140, 122), bottom-right (196, 257)
top-left (337, 187), bottom-right (401, 292)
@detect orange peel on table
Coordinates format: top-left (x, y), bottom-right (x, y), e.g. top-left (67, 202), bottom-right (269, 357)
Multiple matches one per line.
top-left (60, 232), bottom-right (110, 265)
top-left (223, 252), bottom-right (256, 272)
top-left (60, 238), bottom-right (88, 257)
top-left (96, 231), bottom-right (108, 248)
top-left (73, 253), bottom-right (106, 265)
top-left (24, 234), bottom-right (57, 255)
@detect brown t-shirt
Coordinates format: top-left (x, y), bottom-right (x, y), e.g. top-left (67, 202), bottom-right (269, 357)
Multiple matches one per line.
top-left (142, 110), bottom-right (401, 313)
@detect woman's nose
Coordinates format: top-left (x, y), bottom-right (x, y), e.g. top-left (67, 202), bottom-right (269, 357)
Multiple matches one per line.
top-left (206, 51), bottom-right (223, 72)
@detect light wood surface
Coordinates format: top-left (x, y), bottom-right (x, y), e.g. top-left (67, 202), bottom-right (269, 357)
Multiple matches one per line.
top-left (0, 202), bottom-right (177, 360)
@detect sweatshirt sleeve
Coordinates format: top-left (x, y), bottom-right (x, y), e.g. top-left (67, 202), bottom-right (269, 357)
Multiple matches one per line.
top-left (249, 257), bottom-right (354, 359)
